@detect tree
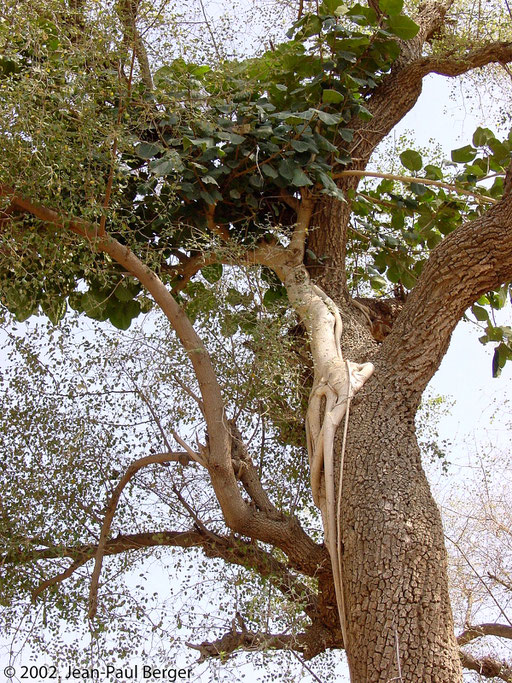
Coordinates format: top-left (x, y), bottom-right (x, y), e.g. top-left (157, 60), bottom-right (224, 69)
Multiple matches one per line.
top-left (1, 0), bottom-right (512, 679)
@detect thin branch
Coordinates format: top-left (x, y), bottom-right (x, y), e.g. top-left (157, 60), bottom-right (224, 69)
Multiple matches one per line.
top-left (488, 573), bottom-right (512, 593)
top-left (32, 557), bottom-right (89, 601)
top-left (446, 534), bottom-right (512, 627)
top-left (171, 372), bottom-right (205, 414)
top-left (332, 170), bottom-right (496, 205)
top-left (116, 0), bottom-right (154, 89)
top-left (171, 485), bottom-right (217, 540)
top-left (198, 0), bottom-right (221, 62)
top-left (418, 41), bottom-right (512, 79)
top-left (125, 373), bottom-right (174, 452)
top-left (88, 452), bottom-right (194, 619)
top-left (98, 49), bottom-right (137, 237)
top-left (290, 650), bottom-right (324, 683)
top-left (458, 623), bottom-right (512, 646)
top-left (170, 429), bottom-right (205, 466)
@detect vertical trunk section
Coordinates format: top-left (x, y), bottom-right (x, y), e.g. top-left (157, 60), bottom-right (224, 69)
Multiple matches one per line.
top-left (339, 388), bottom-right (463, 682)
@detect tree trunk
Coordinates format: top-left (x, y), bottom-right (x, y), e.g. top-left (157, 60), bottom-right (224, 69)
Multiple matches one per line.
top-left (339, 385), bottom-right (463, 681)
top-left (306, 193), bottom-right (465, 680)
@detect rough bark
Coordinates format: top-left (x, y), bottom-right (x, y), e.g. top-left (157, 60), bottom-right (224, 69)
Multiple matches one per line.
top-left (338, 389), bottom-right (462, 681)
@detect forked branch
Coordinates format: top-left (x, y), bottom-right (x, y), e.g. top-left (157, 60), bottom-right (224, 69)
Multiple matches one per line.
top-left (88, 451), bottom-right (203, 618)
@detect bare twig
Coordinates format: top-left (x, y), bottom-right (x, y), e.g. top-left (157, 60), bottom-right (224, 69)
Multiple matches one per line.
top-left (488, 573), bottom-right (512, 593)
top-left (446, 534), bottom-right (512, 627)
top-left (198, 0), bottom-right (221, 62)
top-left (172, 485), bottom-right (216, 540)
top-left (332, 170), bottom-right (497, 205)
top-left (170, 429), bottom-right (205, 466)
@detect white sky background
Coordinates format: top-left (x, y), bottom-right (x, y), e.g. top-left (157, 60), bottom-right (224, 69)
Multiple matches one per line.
top-left (1, 32), bottom-right (511, 683)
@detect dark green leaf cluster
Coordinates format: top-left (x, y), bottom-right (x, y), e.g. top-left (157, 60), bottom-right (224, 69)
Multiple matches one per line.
top-left (0, 0), bottom-right (420, 328)
top-left (123, 20), bottom-right (398, 239)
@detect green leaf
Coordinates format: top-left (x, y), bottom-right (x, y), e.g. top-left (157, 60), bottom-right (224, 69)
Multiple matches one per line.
top-left (220, 313), bottom-right (239, 336)
top-left (491, 343), bottom-right (512, 377)
top-left (263, 286), bottom-right (288, 307)
top-left (424, 164), bottom-right (443, 180)
top-left (136, 142), bottom-right (163, 160)
top-left (41, 295), bottom-right (67, 325)
top-left (451, 145), bottom-right (477, 163)
top-left (492, 347), bottom-right (501, 377)
top-left (290, 140), bottom-right (311, 153)
top-left (488, 138), bottom-right (509, 163)
top-left (114, 282), bottom-right (140, 302)
top-left (410, 182), bottom-right (428, 196)
top-left (379, 0), bottom-right (403, 14)
top-left (261, 164), bottom-right (279, 178)
top-left (291, 168), bottom-right (313, 186)
top-left (201, 263), bottom-right (223, 283)
top-left (400, 270), bottom-right (416, 289)
top-left (312, 109), bottom-right (343, 126)
top-left (489, 285), bottom-right (508, 310)
top-left (226, 288), bottom-right (246, 306)
top-left (472, 304), bottom-right (489, 322)
top-left (278, 158), bottom-right (297, 181)
top-left (370, 275), bottom-right (387, 290)
top-left (191, 64), bottom-right (211, 77)
top-left (227, 132), bottom-right (246, 145)
top-left (109, 300), bottom-right (141, 330)
top-left (347, 4), bottom-right (378, 25)
top-left (386, 14), bottom-right (419, 39)
top-left (472, 127), bottom-right (494, 147)
top-left (318, 171), bottom-right (345, 201)
top-left (400, 149), bottom-right (423, 171)
top-left (153, 65), bottom-right (175, 85)
top-left (322, 89), bottom-right (344, 104)
top-left (81, 291), bottom-right (107, 320)
top-left (322, 0), bottom-right (347, 12)
top-left (464, 164), bottom-right (486, 178)
top-left (201, 175), bottom-right (219, 185)
top-left (387, 264), bottom-right (401, 283)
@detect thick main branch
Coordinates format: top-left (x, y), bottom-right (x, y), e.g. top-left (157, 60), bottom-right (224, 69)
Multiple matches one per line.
top-left (375, 189), bottom-right (512, 408)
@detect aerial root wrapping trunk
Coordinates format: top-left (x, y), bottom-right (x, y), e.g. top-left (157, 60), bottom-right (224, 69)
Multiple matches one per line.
top-left (282, 263), bottom-right (374, 646)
